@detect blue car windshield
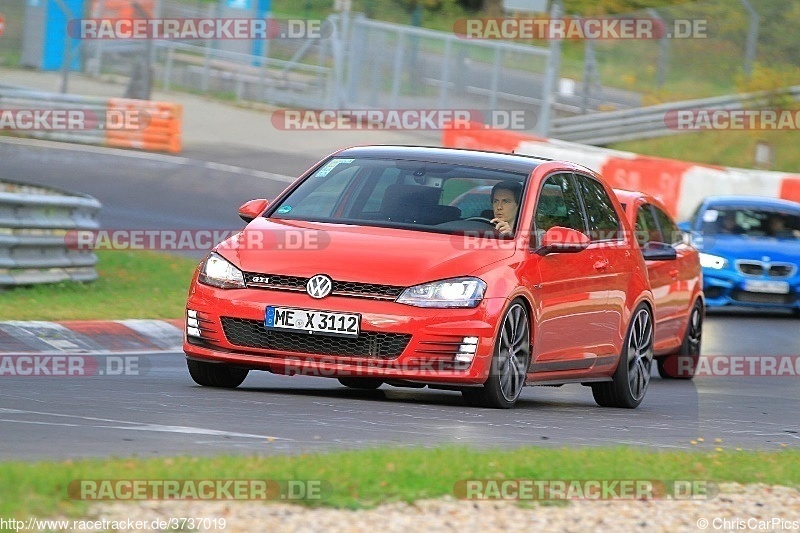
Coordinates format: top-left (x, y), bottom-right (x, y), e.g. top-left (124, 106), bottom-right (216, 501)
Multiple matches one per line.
top-left (701, 207), bottom-right (800, 239)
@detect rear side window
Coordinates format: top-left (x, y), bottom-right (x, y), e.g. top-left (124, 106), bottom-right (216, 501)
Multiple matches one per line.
top-left (575, 174), bottom-right (622, 241)
top-left (635, 204), bottom-right (661, 246)
top-left (653, 206), bottom-right (682, 245)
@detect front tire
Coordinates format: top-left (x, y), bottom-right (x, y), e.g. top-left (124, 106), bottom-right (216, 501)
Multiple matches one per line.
top-left (658, 300), bottom-right (703, 379)
top-left (592, 304), bottom-right (654, 408)
top-left (462, 301), bottom-right (531, 409)
top-left (187, 358), bottom-right (248, 388)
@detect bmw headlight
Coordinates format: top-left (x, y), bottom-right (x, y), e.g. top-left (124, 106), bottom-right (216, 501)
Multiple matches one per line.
top-left (198, 252), bottom-right (245, 289)
top-left (699, 253), bottom-right (727, 270)
top-left (396, 277), bottom-right (486, 308)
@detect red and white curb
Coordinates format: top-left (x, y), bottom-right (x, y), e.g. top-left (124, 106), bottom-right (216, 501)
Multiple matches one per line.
top-left (0, 320), bottom-right (183, 355)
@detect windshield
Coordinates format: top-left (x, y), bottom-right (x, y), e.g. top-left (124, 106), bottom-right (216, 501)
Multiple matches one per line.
top-left (269, 157), bottom-right (528, 235)
top-left (700, 206), bottom-right (800, 239)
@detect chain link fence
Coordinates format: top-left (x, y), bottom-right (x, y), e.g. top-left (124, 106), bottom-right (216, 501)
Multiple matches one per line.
top-left (1, 0), bottom-right (798, 130)
top-left (570, 0), bottom-right (800, 111)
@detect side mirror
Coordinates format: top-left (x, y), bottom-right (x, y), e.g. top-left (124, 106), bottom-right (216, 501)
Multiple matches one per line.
top-left (535, 226), bottom-right (590, 256)
top-left (238, 199), bottom-right (269, 223)
top-left (641, 241), bottom-right (677, 261)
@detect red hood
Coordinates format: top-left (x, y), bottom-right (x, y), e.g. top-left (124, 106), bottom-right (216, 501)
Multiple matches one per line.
top-left (216, 218), bottom-right (516, 286)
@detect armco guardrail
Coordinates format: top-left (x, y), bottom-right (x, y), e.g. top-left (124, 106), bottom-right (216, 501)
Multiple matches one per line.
top-left (0, 180), bottom-right (101, 286)
top-left (550, 86), bottom-right (800, 145)
top-left (0, 86), bottom-right (182, 153)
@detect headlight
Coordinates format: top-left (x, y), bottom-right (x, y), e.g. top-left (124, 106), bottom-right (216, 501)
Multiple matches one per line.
top-left (198, 252), bottom-right (245, 289)
top-left (699, 253), bottom-right (727, 270)
top-left (396, 277), bottom-right (486, 308)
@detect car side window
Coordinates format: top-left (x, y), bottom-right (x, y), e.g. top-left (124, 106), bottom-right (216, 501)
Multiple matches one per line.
top-left (653, 206), bottom-right (682, 245)
top-left (575, 174), bottom-right (622, 241)
top-left (635, 204), bottom-right (662, 246)
top-left (533, 173), bottom-right (586, 246)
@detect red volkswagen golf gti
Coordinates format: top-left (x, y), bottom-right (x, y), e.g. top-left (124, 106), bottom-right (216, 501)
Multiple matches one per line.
top-left (184, 146), bottom-right (658, 408)
top-left (614, 190), bottom-right (704, 380)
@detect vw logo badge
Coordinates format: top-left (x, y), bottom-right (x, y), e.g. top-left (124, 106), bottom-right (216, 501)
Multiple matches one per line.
top-left (306, 274), bottom-right (333, 299)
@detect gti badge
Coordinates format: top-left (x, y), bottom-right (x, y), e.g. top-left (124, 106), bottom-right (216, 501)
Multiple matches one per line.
top-left (307, 274), bottom-right (333, 299)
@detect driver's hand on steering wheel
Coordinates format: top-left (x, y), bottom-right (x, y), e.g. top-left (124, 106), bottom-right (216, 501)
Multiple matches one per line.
top-left (491, 218), bottom-right (513, 236)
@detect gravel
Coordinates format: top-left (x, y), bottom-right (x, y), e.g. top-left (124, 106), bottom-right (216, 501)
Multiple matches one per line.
top-left (70, 483), bottom-right (800, 532)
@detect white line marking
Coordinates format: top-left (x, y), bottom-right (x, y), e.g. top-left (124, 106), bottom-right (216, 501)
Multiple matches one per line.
top-left (0, 136), bottom-right (295, 182)
top-left (0, 408), bottom-right (288, 440)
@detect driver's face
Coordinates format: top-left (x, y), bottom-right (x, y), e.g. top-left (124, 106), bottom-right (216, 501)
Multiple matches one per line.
top-left (492, 189), bottom-right (519, 224)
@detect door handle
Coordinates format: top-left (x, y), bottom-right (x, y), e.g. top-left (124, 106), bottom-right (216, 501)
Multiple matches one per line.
top-left (594, 259), bottom-right (609, 271)
top-left (669, 269), bottom-right (679, 279)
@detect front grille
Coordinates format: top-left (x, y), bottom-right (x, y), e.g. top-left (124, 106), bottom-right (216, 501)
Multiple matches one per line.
top-left (737, 262), bottom-right (763, 276)
top-left (730, 290), bottom-right (797, 305)
top-left (768, 264), bottom-right (796, 278)
top-left (220, 317), bottom-right (411, 358)
top-left (736, 261), bottom-right (796, 278)
top-left (243, 272), bottom-right (405, 300)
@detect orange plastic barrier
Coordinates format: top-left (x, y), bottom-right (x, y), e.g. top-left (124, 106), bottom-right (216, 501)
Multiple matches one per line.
top-left (105, 98), bottom-right (182, 153)
top-left (780, 176), bottom-right (800, 204)
top-left (599, 156), bottom-right (699, 218)
top-left (91, 0), bottom-right (155, 18)
top-left (442, 122), bottom-right (542, 153)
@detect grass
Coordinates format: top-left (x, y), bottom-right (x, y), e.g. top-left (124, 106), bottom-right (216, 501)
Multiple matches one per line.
top-left (0, 250), bottom-right (198, 321)
top-left (611, 129), bottom-right (800, 173)
top-left (1, 446), bottom-right (798, 517)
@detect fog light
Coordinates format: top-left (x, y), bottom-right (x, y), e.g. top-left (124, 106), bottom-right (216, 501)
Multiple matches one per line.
top-left (455, 336), bottom-right (479, 363)
top-left (187, 310), bottom-right (201, 338)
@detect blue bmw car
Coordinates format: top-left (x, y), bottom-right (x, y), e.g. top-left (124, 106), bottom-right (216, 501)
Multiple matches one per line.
top-left (680, 196), bottom-right (800, 314)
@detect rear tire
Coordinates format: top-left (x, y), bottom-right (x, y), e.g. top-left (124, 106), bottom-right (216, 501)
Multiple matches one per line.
top-left (337, 377), bottom-right (383, 389)
top-left (461, 301), bottom-right (531, 409)
top-left (187, 358), bottom-right (248, 388)
top-left (592, 304), bottom-right (654, 408)
top-left (658, 300), bottom-right (703, 379)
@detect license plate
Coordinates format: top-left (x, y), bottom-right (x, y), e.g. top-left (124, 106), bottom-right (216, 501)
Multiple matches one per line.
top-left (265, 306), bottom-right (360, 337)
top-left (743, 280), bottom-right (790, 294)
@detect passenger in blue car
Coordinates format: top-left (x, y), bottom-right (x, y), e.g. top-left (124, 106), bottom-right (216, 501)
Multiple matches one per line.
top-left (766, 214), bottom-right (800, 239)
top-left (718, 211), bottom-right (745, 235)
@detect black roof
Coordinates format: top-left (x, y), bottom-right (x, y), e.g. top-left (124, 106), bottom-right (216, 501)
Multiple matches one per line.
top-left (335, 145), bottom-right (549, 174)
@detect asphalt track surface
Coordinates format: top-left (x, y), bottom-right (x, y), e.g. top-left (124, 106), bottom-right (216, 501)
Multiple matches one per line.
top-left (1, 140), bottom-right (799, 460)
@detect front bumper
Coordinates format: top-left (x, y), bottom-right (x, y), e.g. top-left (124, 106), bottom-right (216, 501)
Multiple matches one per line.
top-left (183, 282), bottom-right (508, 385)
top-left (702, 267), bottom-right (800, 310)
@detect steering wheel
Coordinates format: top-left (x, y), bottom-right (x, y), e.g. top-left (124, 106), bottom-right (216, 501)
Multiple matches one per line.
top-left (464, 216), bottom-right (496, 226)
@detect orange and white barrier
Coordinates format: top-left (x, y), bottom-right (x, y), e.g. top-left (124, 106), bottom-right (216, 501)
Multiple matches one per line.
top-left (443, 124), bottom-right (800, 220)
top-left (105, 98), bottom-right (182, 153)
top-left (0, 87), bottom-right (182, 154)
